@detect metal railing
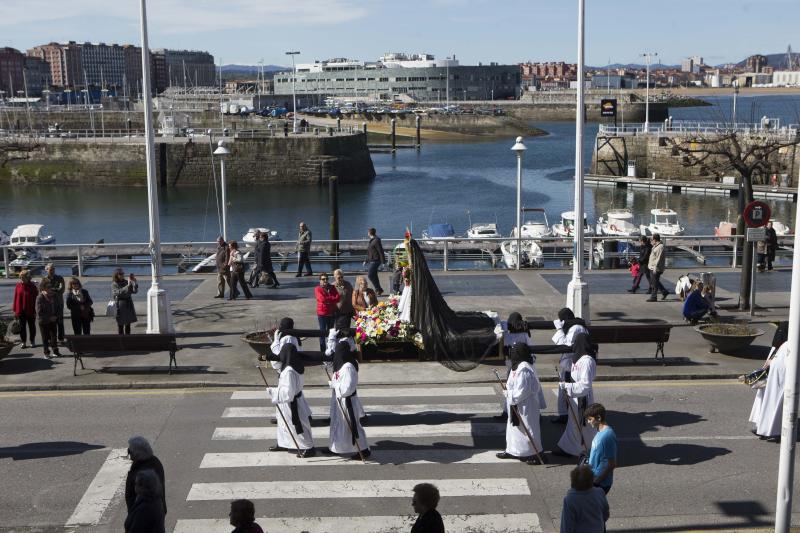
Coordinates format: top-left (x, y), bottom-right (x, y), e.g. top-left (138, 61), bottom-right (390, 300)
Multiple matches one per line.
top-left (2, 234), bottom-right (788, 279)
top-left (599, 120), bottom-right (799, 138)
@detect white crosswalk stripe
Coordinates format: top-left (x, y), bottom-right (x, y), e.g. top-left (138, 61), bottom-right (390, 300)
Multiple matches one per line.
top-left (231, 386), bottom-right (497, 400)
top-left (222, 402), bottom-right (500, 418)
top-left (173, 513), bottom-right (542, 533)
top-left (212, 421), bottom-right (504, 440)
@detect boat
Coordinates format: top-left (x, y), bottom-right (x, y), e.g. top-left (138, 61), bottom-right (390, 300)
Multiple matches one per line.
top-left (510, 208), bottom-right (551, 239)
top-left (466, 222), bottom-right (501, 241)
top-left (191, 253), bottom-right (218, 273)
top-left (501, 239), bottom-right (543, 269)
top-left (10, 224), bottom-right (55, 246)
top-left (639, 208), bottom-right (685, 236)
top-left (9, 248), bottom-right (42, 271)
top-left (242, 228), bottom-right (281, 247)
top-left (714, 221), bottom-right (737, 238)
top-left (552, 211), bottom-right (595, 238)
top-left (771, 220), bottom-right (792, 236)
top-left (421, 223), bottom-right (455, 244)
top-left (596, 209), bottom-right (640, 237)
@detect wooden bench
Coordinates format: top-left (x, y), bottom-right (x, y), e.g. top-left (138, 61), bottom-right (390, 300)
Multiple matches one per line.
top-left (524, 318), bottom-right (672, 360)
top-left (65, 334), bottom-right (179, 376)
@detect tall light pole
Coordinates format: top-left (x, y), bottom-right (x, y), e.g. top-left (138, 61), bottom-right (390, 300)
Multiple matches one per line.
top-left (139, 0), bottom-right (173, 334)
top-left (213, 140), bottom-right (231, 240)
top-left (774, 168), bottom-right (800, 532)
top-left (732, 79), bottom-right (739, 125)
top-left (641, 52), bottom-right (658, 131)
top-left (446, 56), bottom-right (451, 108)
top-left (286, 51), bottom-right (300, 133)
top-left (566, 0), bottom-right (590, 319)
top-left (511, 137), bottom-right (526, 270)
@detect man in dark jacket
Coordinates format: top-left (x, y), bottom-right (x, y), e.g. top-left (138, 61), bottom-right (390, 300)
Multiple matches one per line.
top-left (215, 236), bottom-right (230, 298)
top-left (296, 222), bottom-right (313, 277)
top-left (250, 231), bottom-right (264, 287)
top-left (365, 227), bottom-right (386, 295)
top-left (125, 436), bottom-right (167, 516)
top-left (411, 483), bottom-right (445, 533)
top-left (765, 221), bottom-right (778, 271)
top-left (124, 470), bottom-right (165, 533)
top-left (253, 232), bottom-right (279, 288)
top-left (43, 263), bottom-right (66, 342)
top-left (628, 236), bottom-right (651, 293)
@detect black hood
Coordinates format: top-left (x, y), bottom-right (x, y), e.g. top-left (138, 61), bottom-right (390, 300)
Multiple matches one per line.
top-left (509, 342), bottom-right (534, 370)
top-left (279, 343), bottom-right (304, 374)
top-left (333, 341), bottom-right (358, 373)
top-left (571, 332), bottom-right (596, 363)
top-left (557, 308), bottom-right (575, 322)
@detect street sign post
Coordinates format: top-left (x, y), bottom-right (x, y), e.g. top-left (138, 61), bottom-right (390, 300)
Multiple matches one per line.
top-left (746, 227), bottom-right (767, 242)
top-left (743, 200), bottom-right (772, 228)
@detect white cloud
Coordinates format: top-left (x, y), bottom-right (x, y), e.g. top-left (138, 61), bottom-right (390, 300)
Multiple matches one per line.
top-left (0, 0), bottom-right (369, 32)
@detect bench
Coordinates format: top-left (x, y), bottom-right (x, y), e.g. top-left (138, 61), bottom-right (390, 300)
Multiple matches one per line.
top-left (65, 334), bottom-right (179, 376)
top-left (524, 318), bottom-right (672, 360)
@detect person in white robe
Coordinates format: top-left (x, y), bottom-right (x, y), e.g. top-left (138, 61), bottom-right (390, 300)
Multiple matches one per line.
top-left (494, 313), bottom-right (543, 420)
top-left (326, 315), bottom-right (357, 357)
top-left (267, 344), bottom-right (315, 457)
top-left (269, 317), bottom-right (301, 370)
top-left (749, 321), bottom-right (789, 429)
top-left (552, 308), bottom-right (589, 423)
top-left (554, 333), bottom-right (597, 457)
top-left (397, 267), bottom-right (412, 323)
top-left (496, 343), bottom-right (545, 465)
top-left (753, 341), bottom-right (791, 441)
top-left (327, 343), bottom-right (370, 459)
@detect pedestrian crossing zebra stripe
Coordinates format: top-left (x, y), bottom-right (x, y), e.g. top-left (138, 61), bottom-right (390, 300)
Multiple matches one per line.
top-left (230, 386), bottom-right (498, 400)
top-left (222, 402), bottom-right (501, 418)
top-left (172, 513), bottom-right (542, 533)
top-left (186, 478), bottom-right (531, 500)
top-left (212, 421), bottom-right (505, 440)
top-left (200, 449), bottom-right (529, 468)
top-left (65, 448), bottom-right (129, 527)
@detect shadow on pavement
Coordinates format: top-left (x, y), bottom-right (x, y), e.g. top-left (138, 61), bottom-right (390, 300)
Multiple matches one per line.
top-left (97, 365), bottom-right (226, 375)
top-left (0, 352), bottom-right (56, 374)
top-left (0, 441), bottom-right (106, 460)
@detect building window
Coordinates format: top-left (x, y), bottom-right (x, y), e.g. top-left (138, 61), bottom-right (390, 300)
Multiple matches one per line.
top-left (379, 77), bottom-right (389, 82)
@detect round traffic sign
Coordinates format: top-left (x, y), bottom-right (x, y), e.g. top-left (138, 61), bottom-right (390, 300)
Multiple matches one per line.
top-left (743, 200), bottom-right (771, 228)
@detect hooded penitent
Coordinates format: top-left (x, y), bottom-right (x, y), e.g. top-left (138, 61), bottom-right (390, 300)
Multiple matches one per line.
top-left (507, 312), bottom-right (528, 334)
top-left (333, 340), bottom-right (359, 373)
top-left (571, 332), bottom-right (596, 364)
top-left (509, 342), bottom-right (534, 370)
top-left (279, 343), bottom-right (305, 375)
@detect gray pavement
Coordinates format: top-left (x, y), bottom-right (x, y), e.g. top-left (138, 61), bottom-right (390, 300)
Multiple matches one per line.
top-left (0, 267), bottom-right (790, 390)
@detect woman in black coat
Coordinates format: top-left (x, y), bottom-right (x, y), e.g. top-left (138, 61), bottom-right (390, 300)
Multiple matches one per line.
top-left (65, 277), bottom-right (93, 335)
top-left (124, 469), bottom-right (165, 533)
top-left (125, 436), bottom-right (167, 515)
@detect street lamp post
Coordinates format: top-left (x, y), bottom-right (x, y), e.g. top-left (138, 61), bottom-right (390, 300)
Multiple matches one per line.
top-left (732, 80), bottom-right (739, 125)
top-left (286, 51), bottom-right (300, 133)
top-left (566, 0), bottom-right (590, 319)
top-left (138, 0), bottom-right (173, 334)
top-left (640, 52), bottom-right (658, 131)
top-left (511, 137), bottom-right (526, 271)
top-left (213, 140), bottom-right (231, 240)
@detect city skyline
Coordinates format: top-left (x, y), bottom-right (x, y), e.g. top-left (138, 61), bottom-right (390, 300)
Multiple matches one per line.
top-left (0, 0), bottom-right (797, 67)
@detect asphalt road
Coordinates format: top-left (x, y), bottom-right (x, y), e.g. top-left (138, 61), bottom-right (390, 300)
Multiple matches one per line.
top-left (1, 380), bottom-right (798, 533)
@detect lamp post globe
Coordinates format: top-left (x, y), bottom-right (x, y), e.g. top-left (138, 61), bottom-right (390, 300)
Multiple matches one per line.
top-left (511, 136), bottom-right (526, 271)
top-left (213, 139), bottom-right (231, 241)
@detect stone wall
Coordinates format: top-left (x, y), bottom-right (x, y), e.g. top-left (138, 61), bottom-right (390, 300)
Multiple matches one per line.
top-left (0, 133), bottom-right (375, 187)
top-left (505, 102), bottom-right (667, 123)
top-left (349, 112), bottom-right (543, 137)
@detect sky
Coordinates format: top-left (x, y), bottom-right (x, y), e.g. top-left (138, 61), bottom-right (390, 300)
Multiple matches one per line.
top-left (0, 0), bottom-right (797, 67)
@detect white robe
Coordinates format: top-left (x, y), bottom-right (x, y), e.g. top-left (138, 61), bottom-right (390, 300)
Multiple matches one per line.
top-left (325, 329), bottom-right (357, 356)
top-left (270, 333), bottom-right (301, 371)
top-left (268, 366), bottom-right (314, 450)
top-left (552, 323), bottom-right (588, 416)
top-left (557, 354), bottom-right (597, 456)
top-left (499, 326), bottom-right (543, 413)
top-left (754, 343), bottom-right (790, 438)
top-left (749, 347), bottom-right (777, 424)
top-left (504, 361), bottom-right (543, 457)
top-left (398, 284), bottom-right (412, 322)
top-left (329, 362), bottom-right (369, 454)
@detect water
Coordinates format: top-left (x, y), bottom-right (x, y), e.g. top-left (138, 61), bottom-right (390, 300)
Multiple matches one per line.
top-left (1, 94), bottom-right (798, 245)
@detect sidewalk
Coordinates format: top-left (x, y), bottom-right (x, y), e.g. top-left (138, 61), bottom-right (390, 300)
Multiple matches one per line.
top-left (0, 267), bottom-right (790, 391)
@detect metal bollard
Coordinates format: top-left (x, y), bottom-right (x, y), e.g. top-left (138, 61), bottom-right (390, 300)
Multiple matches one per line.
top-left (443, 240), bottom-right (449, 271)
top-left (76, 245), bottom-right (83, 277)
top-left (2, 247), bottom-right (8, 279)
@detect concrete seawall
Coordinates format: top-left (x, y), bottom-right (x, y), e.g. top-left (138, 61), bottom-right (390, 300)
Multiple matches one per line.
top-left (0, 133), bottom-right (375, 187)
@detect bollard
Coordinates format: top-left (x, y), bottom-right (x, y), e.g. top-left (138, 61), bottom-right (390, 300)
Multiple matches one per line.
top-left (76, 246), bottom-right (83, 277)
top-left (415, 115), bottom-right (421, 150)
top-left (2, 247), bottom-right (8, 279)
top-left (443, 239), bottom-right (449, 271)
top-left (362, 122), bottom-right (367, 135)
top-left (337, 117), bottom-right (341, 132)
top-left (328, 127), bottom-right (333, 137)
top-left (391, 118), bottom-right (396, 154)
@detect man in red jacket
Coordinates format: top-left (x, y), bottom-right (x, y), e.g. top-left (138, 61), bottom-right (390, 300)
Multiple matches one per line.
top-left (315, 273), bottom-right (340, 351)
top-left (12, 270), bottom-right (38, 349)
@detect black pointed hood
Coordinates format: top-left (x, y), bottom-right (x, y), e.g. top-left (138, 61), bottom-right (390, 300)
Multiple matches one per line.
top-left (279, 343), bottom-right (305, 374)
top-left (333, 341), bottom-right (358, 373)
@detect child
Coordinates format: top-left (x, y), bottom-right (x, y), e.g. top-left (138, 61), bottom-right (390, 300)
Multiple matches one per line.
top-left (627, 258), bottom-right (640, 292)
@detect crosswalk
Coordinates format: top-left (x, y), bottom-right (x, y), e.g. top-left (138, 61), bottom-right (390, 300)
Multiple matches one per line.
top-left (173, 383), bottom-right (546, 533)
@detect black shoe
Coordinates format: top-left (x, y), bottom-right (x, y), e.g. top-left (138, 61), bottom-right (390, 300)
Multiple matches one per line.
top-left (271, 284), bottom-right (280, 289)
top-left (376, 290), bottom-right (384, 296)
top-left (270, 417), bottom-right (277, 424)
top-left (53, 351), bottom-right (62, 357)
top-left (295, 273), bottom-right (302, 277)
top-left (765, 436), bottom-right (781, 443)
top-left (214, 295), bottom-right (224, 298)
top-left (550, 415), bottom-right (568, 424)
top-left (493, 413), bottom-right (508, 422)
top-left (661, 292), bottom-right (669, 300)
top-left (646, 297), bottom-right (657, 302)
top-left (550, 446), bottom-right (573, 458)
top-left (319, 447), bottom-right (334, 455)
top-left (627, 288), bottom-right (636, 293)
top-left (496, 452), bottom-right (517, 460)
top-left (299, 448), bottom-right (316, 458)
top-left (361, 449), bottom-right (371, 458)
top-left (268, 445), bottom-right (287, 452)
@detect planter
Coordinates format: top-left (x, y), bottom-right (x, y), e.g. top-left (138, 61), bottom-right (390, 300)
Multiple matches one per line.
top-left (0, 341), bottom-right (14, 360)
top-left (358, 340), bottom-right (429, 362)
top-left (694, 324), bottom-right (764, 354)
top-left (242, 331), bottom-right (273, 358)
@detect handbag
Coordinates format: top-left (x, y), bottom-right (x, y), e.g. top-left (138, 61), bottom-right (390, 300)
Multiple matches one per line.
top-left (105, 299), bottom-right (118, 318)
top-left (10, 317), bottom-right (21, 335)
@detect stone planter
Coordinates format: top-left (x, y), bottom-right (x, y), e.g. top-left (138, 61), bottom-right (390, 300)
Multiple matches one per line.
top-left (243, 331), bottom-right (273, 359)
top-left (694, 324), bottom-right (764, 354)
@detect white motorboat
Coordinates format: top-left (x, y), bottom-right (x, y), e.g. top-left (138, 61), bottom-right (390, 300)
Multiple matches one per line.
top-left (466, 222), bottom-right (501, 240)
top-left (552, 211), bottom-right (594, 238)
top-left (242, 228), bottom-right (281, 247)
top-left (9, 248), bottom-right (42, 271)
top-left (640, 208), bottom-right (684, 236)
top-left (191, 253), bottom-right (218, 273)
top-left (510, 208), bottom-right (551, 239)
top-left (771, 220), bottom-right (792, 236)
top-left (596, 209), bottom-right (640, 237)
top-left (10, 224), bottom-right (55, 246)
top-left (501, 239), bottom-right (543, 269)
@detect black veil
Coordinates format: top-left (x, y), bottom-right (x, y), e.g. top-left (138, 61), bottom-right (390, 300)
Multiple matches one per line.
top-left (408, 238), bottom-right (498, 371)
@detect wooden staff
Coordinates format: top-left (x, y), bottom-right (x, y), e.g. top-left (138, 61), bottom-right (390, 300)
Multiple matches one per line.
top-left (555, 366), bottom-right (589, 455)
top-left (493, 369), bottom-right (546, 465)
top-left (324, 365), bottom-right (366, 463)
top-left (256, 365), bottom-right (302, 458)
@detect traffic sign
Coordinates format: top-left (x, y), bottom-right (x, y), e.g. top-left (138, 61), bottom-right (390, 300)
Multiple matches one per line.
top-left (746, 227), bottom-right (766, 242)
top-left (743, 200), bottom-right (771, 228)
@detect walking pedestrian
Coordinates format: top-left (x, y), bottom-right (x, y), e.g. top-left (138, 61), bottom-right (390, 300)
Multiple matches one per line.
top-left (756, 239), bottom-right (767, 273)
top-left (553, 333), bottom-right (597, 458)
top-left (269, 317), bottom-right (301, 363)
top-left (12, 269), bottom-right (37, 349)
top-left (315, 273), bottom-right (340, 351)
top-left (765, 221), bottom-right (778, 271)
top-left (352, 276), bottom-right (377, 314)
top-left (552, 308), bottom-right (588, 424)
top-left (249, 230), bottom-right (264, 287)
top-left (751, 338), bottom-right (790, 442)
top-left (124, 470), bottom-right (166, 533)
top-left (112, 269), bottom-right (138, 335)
top-left (627, 236), bottom-right (651, 293)
top-left (229, 499), bottom-right (264, 533)
top-left (214, 236), bottom-right (231, 299)
top-left (255, 231), bottom-right (279, 288)
top-left (65, 277), bottom-right (93, 335)
top-left (267, 343), bottom-right (315, 457)
top-left (495, 343), bottom-right (545, 465)
top-left (43, 263), bottom-right (66, 342)
top-left (495, 312), bottom-right (536, 421)
top-left (227, 241), bottom-right (252, 300)
top-left (326, 343), bottom-right (370, 460)
top-left (364, 227), bottom-right (386, 295)
top-left (646, 233), bottom-right (669, 302)
top-left (584, 403), bottom-right (617, 494)
top-left (411, 483), bottom-right (445, 533)
top-left (559, 465), bottom-right (609, 533)
top-left (295, 222), bottom-right (313, 277)
top-left (125, 436), bottom-right (167, 515)
top-left (36, 279), bottom-right (61, 358)
top-left (332, 269), bottom-right (354, 324)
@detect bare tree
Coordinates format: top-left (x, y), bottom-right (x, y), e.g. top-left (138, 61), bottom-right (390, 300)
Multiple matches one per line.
top-left (671, 127), bottom-right (800, 309)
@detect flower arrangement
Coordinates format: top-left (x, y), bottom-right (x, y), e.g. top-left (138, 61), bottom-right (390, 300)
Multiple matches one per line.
top-left (355, 296), bottom-right (418, 347)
